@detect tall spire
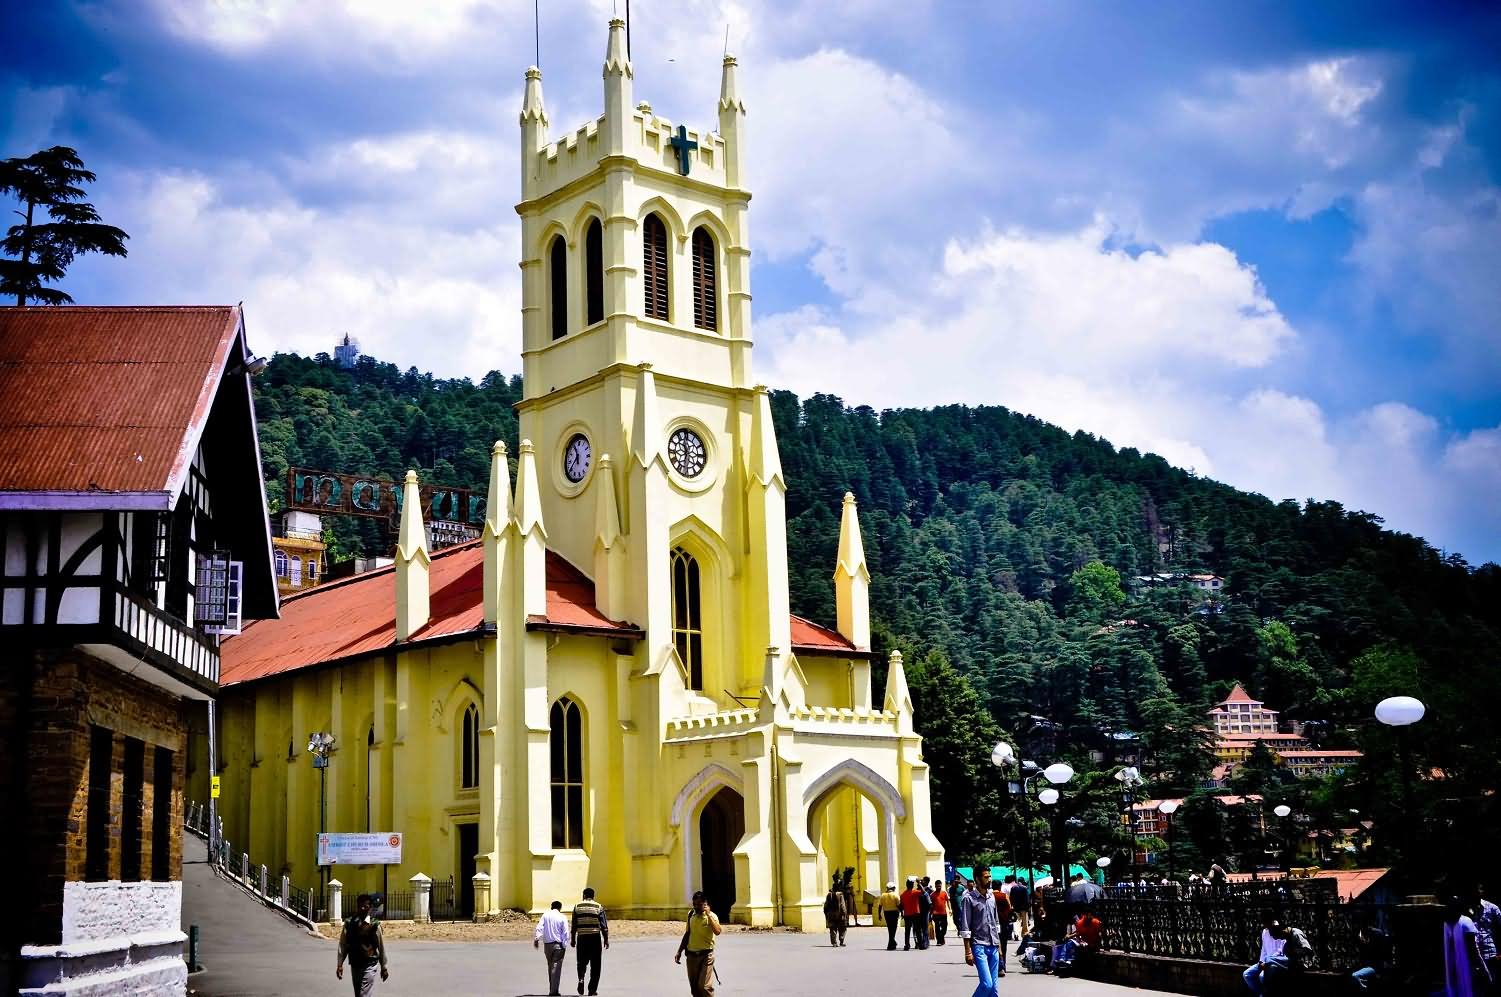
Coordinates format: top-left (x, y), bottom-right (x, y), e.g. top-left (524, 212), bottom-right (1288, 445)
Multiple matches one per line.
top-left (718, 53), bottom-right (746, 189)
top-left (884, 649), bottom-right (913, 735)
top-left (394, 470), bottom-right (430, 641)
top-left (602, 17), bottom-right (633, 157)
top-left (513, 440), bottom-right (547, 617)
top-left (482, 441), bottom-right (512, 625)
top-left (520, 66), bottom-right (549, 199)
top-left (748, 386), bottom-right (782, 487)
top-left (834, 492), bottom-right (871, 650)
top-left (592, 453), bottom-right (626, 622)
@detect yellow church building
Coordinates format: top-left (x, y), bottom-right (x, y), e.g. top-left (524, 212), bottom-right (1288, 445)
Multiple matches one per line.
top-left (203, 19), bottom-right (943, 929)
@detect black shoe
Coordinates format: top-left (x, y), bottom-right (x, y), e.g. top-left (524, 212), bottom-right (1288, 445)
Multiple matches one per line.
top-left (577, 981), bottom-right (584, 995)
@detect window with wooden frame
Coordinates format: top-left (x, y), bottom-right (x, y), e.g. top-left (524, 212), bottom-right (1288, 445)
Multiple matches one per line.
top-left (691, 227), bottom-right (717, 331)
top-left (671, 547), bottom-right (704, 691)
top-left (549, 698), bottom-right (583, 849)
top-left (585, 219), bottom-right (604, 326)
top-left (642, 213), bottom-right (669, 320)
top-left (85, 726), bottom-right (113, 882)
top-left (549, 234), bottom-right (568, 339)
top-left (460, 702), bottom-right (480, 790)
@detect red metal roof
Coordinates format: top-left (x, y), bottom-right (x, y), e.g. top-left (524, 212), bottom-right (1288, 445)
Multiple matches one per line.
top-left (0, 306), bottom-right (242, 500)
top-left (789, 614), bottom-right (860, 654)
top-left (223, 547), bottom-right (864, 685)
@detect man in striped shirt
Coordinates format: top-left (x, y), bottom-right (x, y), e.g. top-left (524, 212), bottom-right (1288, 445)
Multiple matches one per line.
top-left (571, 887), bottom-right (610, 995)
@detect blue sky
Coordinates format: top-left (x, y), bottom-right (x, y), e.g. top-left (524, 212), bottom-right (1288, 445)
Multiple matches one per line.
top-left (3, 1), bottom-right (1498, 564)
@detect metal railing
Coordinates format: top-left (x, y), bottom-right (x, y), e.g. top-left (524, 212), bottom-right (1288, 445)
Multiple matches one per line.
top-left (1085, 893), bottom-right (1389, 972)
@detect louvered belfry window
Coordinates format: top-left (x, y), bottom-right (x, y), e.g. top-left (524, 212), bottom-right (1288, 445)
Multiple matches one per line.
top-left (692, 228), bottom-right (717, 331)
top-left (643, 213), bottom-right (669, 320)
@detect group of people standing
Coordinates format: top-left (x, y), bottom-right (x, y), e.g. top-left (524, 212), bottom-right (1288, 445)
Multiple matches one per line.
top-left (867, 875), bottom-right (953, 951)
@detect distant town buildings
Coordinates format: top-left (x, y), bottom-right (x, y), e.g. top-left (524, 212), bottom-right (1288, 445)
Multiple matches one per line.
top-left (271, 510), bottom-right (327, 594)
top-left (1203, 682), bottom-right (1362, 778)
top-left (1133, 571), bottom-right (1226, 593)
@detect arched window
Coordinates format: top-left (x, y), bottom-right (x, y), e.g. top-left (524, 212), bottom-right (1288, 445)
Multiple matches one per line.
top-left (585, 219), bottom-right (604, 326)
top-left (549, 698), bottom-right (584, 848)
top-left (460, 703), bottom-right (480, 790)
top-left (642, 213), bottom-right (669, 321)
top-left (691, 227), bottom-right (717, 331)
top-left (274, 549), bottom-right (287, 578)
top-left (671, 547), bottom-right (703, 691)
top-left (549, 234), bottom-right (568, 340)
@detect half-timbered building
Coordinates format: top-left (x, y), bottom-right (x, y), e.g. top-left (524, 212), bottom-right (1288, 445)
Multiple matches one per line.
top-left (0, 306), bottom-right (278, 996)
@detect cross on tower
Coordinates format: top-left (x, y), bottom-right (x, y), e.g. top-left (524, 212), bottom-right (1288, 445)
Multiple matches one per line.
top-left (669, 125), bottom-right (698, 176)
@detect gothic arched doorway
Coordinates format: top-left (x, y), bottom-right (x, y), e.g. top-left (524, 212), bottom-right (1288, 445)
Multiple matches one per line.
top-left (698, 787), bottom-right (744, 922)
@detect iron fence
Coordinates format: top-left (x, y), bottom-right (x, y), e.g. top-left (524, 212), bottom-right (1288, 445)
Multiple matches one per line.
top-left (1088, 894), bottom-right (1390, 972)
top-left (1103, 877), bottom-right (1340, 902)
top-left (429, 876), bottom-right (461, 922)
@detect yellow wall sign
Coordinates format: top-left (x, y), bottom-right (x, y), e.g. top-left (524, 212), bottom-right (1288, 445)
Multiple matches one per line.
top-left (210, 776), bottom-right (221, 799)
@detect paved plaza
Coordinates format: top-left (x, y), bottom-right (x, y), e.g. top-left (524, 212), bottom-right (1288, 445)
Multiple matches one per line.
top-left (183, 843), bottom-right (1167, 997)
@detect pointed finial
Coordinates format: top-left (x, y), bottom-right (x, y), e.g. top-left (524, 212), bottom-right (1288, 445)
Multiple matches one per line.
top-left (514, 439), bottom-right (546, 537)
top-left (396, 469), bottom-right (427, 561)
top-left (719, 53), bottom-right (744, 113)
top-left (485, 440), bottom-right (511, 535)
top-left (522, 66), bottom-right (548, 125)
top-left (594, 453), bottom-right (621, 549)
top-left (604, 17), bottom-right (632, 78)
top-left (748, 386), bottom-right (783, 485)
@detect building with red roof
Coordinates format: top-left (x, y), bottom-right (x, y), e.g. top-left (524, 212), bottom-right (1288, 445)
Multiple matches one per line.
top-left (0, 305), bottom-right (277, 995)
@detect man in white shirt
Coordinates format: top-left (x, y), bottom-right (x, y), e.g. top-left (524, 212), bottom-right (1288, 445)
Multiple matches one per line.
top-left (1242, 915), bottom-right (1286, 994)
top-left (534, 900), bottom-right (571, 996)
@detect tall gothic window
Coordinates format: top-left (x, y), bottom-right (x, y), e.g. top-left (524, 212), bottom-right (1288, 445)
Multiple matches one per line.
top-left (460, 703), bottom-right (480, 790)
top-left (549, 698), bottom-right (583, 849)
top-left (691, 227), bottom-right (717, 331)
top-left (549, 234), bottom-right (568, 340)
top-left (643, 213), bottom-right (669, 321)
top-left (671, 547), bottom-right (703, 691)
top-left (585, 219), bottom-right (604, 326)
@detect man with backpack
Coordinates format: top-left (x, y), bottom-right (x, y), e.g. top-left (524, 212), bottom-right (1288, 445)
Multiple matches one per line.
top-left (823, 883), bottom-right (848, 947)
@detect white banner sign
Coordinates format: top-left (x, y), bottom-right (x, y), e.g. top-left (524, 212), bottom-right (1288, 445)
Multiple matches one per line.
top-left (317, 832), bottom-right (402, 866)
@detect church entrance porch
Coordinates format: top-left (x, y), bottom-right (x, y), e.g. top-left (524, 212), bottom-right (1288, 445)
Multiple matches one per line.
top-left (698, 787), bottom-right (744, 922)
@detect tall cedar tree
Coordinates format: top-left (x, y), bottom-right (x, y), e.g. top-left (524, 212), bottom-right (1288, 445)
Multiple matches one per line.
top-left (1, 146), bottom-right (128, 305)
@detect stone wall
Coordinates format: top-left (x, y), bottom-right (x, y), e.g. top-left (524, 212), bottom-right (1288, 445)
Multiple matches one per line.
top-left (1078, 950), bottom-right (1347, 995)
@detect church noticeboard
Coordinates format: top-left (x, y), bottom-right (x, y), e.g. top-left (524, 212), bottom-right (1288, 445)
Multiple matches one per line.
top-left (287, 468), bottom-right (486, 527)
top-left (317, 832), bottom-right (403, 866)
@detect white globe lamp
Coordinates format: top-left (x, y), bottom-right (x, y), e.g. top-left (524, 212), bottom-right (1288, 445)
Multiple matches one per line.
top-left (1043, 762), bottom-right (1075, 785)
top-left (1375, 696), bottom-right (1425, 727)
top-left (1038, 788), bottom-right (1060, 805)
top-left (992, 741), bottom-right (1015, 767)
top-left (1096, 856), bottom-right (1111, 868)
top-left (1274, 804), bottom-right (1292, 818)
top-left (1157, 800), bottom-right (1179, 815)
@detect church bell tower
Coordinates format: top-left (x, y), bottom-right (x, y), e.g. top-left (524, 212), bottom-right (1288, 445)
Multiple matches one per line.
top-left (514, 20), bottom-right (789, 707)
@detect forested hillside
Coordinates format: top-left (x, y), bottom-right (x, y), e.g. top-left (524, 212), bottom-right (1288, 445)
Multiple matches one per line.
top-left (254, 352), bottom-right (1501, 867)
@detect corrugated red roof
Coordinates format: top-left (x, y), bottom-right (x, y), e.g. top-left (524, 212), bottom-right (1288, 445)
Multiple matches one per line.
top-left (0, 306), bottom-right (242, 499)
top-left (223, 547), bottom-right (865, 685)
top-left (789, 614), bottom-right (860, 654)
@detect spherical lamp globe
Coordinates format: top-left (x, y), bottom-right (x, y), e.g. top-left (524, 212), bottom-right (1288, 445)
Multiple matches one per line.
top-left (1375, 696), bottom-right (1425, 727)
top-left (1043, 762), bottom-right (1075, 785)
top-left (1157, 800), bottom-right (1179, 815)
top-left (1096, 856), bottom-right (1112, 869)
top-left (1038, 788), bottom-right (1060, 806)
top-left (1274, 804), bottom-right (1292, 818)
top-left (992, 741), bottom-right (1015, 768)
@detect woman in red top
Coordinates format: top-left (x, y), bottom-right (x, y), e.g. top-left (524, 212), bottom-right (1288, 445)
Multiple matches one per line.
top-left (931, 881), bottom-right (951, 946)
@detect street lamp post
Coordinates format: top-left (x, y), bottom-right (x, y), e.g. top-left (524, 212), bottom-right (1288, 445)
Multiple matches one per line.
top-left (1097, 855), bottom-right (1112, 887)
top-left (1375, 696), bottom-right (1425, 878)
top-left (308, 732), bottom-right (335, 896)
top-left (1157, 800), bottom-right (1180, 882)
top-left (1273, 804), bottom-right (1293, 872)
top-left (992, 742), bottom-right (1042, 892)
top-left (1041, 762), bottom-right (1074, 887)
top-left (1114, 766), bottom-right (1143, 880)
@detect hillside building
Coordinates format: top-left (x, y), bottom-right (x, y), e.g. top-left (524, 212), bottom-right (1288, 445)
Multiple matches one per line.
top-left (271, 510), bottom-right (327, 595)
top-left (0, 306), bottom-right (277, 996)
top-left (200, 21), bottom-right (942, 929)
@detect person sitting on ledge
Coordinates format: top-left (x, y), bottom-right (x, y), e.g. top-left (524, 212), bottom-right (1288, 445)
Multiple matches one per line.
top-left (1053, 907), bottom-right (1104, 977)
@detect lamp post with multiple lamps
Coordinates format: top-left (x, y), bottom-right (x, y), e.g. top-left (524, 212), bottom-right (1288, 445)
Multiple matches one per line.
top-left (1113, 765), bottom-right (1143, 880)
top-left (308, 731), bottom-right (335, 894)
top-left (1097, 855), bottom-right (1112, 887)
top-left (992, 741), bottom-right (1042, 891)
top-left (1375, 695), bottom-right (1425, 877)
top-left (1157, 800), bottom-right (1180, 881)
top-left (1039, 762), bottom-right (1075, 887)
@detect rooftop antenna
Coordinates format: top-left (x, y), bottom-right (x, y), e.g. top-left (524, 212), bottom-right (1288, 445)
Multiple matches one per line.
top-left (626, 0), bottom-right (632, 60)
top-left (724, 23), bottom-right (730, 57)
top-left (533, 0), bottom-right (540, 67)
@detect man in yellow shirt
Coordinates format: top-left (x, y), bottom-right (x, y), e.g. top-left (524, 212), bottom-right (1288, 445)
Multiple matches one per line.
top-left (674, 890), bottom-right (723, 996)
top-left (875, 882), bottom-right (903, 951)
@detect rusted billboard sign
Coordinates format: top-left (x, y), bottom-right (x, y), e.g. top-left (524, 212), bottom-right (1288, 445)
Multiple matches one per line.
top-left (286, 468), bottom-right (486, 526)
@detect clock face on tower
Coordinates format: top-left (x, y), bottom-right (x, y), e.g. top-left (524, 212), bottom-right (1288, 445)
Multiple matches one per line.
top-left (563, 433), bottom-right (592, 483)
top-left (667, 428), bottom-right (707, 478)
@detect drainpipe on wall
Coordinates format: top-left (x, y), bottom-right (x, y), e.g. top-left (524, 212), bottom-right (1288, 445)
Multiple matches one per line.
top-left (770, 739), bottom-right (784, 924)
